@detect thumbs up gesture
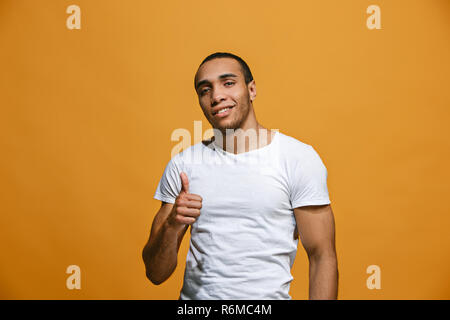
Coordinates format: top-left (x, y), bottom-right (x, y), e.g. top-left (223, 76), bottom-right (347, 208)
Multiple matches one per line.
top-left (167, 172), bottom-right (203, 229)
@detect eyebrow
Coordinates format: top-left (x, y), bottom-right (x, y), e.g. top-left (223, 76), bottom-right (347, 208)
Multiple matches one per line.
top-left (195, 73), bottom-right (238, 91)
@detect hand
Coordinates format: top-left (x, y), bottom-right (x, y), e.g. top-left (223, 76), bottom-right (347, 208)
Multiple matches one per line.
top-left (167, 172), bottom-right (203, 230)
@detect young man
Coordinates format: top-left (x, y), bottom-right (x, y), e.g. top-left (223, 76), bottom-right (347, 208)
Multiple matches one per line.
top-left (142, 52), bottom-right (338, 300)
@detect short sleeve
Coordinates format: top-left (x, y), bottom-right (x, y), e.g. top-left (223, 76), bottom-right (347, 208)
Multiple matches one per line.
top-left (289, 145), bottom-right (331, 208)
top-left (153, 155), bottom-right (183, 204)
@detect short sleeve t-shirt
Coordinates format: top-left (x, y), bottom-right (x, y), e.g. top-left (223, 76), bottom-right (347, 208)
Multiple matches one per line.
top-left (153, 130), bottom-right (331, 300)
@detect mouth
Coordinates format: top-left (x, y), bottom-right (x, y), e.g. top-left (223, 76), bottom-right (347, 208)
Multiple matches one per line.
top-left (212, 106), bottom-right (235, 118)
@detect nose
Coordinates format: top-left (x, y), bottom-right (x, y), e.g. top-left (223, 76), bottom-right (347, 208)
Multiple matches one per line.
top-left (211, 87), bottom-right (226, 106)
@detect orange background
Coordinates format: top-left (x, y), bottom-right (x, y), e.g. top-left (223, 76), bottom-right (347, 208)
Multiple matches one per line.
top-left (0, 0), bottom-right (449, 299)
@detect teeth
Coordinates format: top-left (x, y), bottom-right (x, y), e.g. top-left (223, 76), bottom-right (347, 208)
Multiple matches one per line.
top-left (217, 107), bottom-right (230, 115)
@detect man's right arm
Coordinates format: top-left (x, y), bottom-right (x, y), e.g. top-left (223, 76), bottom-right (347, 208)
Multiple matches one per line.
top-left (142, 202), bottom-right (189, 285)
top-left (142, 172), bottom-right (202, 285)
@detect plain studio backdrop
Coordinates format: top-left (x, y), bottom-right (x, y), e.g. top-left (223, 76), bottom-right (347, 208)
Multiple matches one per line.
top-left (0, 0), bottom-right (449, 299)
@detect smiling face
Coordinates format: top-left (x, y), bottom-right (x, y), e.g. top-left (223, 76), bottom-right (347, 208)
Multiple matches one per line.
top-left (194, 58), bottom-right (256, 133)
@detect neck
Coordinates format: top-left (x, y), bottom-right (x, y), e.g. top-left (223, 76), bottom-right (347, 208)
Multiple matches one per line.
top-left (213, 107), bottom-right (274, 154)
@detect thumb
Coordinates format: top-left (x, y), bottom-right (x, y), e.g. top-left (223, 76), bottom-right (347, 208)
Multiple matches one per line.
top-left (180, 172), bottom-right (189, 194)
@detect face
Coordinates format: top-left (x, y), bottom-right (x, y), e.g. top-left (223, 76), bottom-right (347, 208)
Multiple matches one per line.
top-left (194, 58), bottom-right (256, 133)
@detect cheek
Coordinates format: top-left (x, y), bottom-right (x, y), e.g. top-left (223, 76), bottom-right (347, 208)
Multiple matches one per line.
top-left (236, 92), bottom-right (249, 105)
top-left (199, 100), bottom-right (210, 112)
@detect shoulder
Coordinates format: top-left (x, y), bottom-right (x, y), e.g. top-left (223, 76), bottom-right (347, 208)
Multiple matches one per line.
top-left (277, 131), bottom-right (316, 158)
top-left (169, 139), bottom-right (213, 166)
top-left (276, 132), bottom-right (328, 175)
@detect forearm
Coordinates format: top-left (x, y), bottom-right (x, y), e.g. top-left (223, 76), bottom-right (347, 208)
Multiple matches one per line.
top-left (142, 221), bottom-right (187, 285)
top-left (308, 253), bottom-right (339, 300)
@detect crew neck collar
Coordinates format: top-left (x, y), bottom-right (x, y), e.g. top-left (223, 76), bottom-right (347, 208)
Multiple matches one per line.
top-left (211, 130), bottom-right (279, 156)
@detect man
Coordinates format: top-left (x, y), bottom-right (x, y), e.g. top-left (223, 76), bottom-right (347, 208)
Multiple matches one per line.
top-left (142, 52), bottom-right (338, 300)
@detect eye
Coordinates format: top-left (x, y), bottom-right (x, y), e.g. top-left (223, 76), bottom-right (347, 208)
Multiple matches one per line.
top-left (225, 81), bottom-right (234, 86)
top-left (200, 87), bottom-right (210, 95)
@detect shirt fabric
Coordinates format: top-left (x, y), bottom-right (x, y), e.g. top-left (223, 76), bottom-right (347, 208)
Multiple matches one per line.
top-left (153, 130), bottom-right (331, 300)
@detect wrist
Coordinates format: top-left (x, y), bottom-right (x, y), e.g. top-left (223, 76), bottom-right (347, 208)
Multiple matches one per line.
top-left (165, 215), bottom-right (187, 234)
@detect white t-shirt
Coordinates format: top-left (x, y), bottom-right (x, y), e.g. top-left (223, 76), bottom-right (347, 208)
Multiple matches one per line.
top-left (153, 130), bottom-right (331, 300)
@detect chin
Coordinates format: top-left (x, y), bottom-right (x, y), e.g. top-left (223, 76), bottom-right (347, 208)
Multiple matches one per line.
top-left (214, 120), bottom-right (240, 133)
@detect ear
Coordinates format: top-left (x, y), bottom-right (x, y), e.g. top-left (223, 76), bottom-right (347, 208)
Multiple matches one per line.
top-left (248, 80), bottom-right (256, 102)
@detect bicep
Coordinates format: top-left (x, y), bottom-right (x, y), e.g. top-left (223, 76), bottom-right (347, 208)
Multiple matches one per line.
top-left (293, 204), bottom-right (336, 258)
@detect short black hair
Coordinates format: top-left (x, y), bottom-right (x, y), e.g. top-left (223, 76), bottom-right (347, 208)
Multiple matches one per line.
top-left (195, 52), bottom-right (254, 87)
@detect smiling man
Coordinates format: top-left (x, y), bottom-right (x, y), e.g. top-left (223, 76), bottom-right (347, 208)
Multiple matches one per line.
top-left (142, 52), bottom-right (338, 300)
